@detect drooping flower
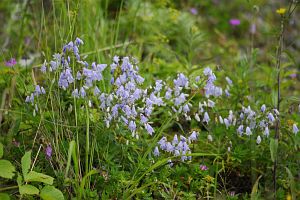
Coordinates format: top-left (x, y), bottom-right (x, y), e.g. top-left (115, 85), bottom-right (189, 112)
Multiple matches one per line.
top-left (264, 126), bottom-right (270, 137)
top-left (158, 137), bottom-right (167, 150)
top-left (224, 118), bottom-right (230, 129)
top-left (41, 63), bottom-right (47, 73)
top-left (293, 124), bottom-right (299, 134)
top-left (75, 37), bottom-right (84, 46)
top-left (153, 146), bottom-right (160, 157)
top-left (207, 99), bottom-right (215, 108)
top-left (219, 116), bottom-right (224, 124)
top-left (195, 113), bottom-right (200, 122)
top-left (203, 112), bottom-right (210, 123)
top-left (237, 125), bottom-right (243, 135)
top-left (261, 104), bottom-right (266, 113)
top-left (245, 127), bottom-right (252, 136)
top-left (256, 135), bottom-right (262, 144)
top-left (172, 134), bottom-right (178, 145)
top-left (267, 112), bottom-right (275, 123)
top-left (189, 131), bottom-right (198, 142)
top-left (145, 123), bottom-right (154, 135)
top-left (225, 77), bottom-right (233, 86)
top-left (80, 87), bottom-right (86, 98)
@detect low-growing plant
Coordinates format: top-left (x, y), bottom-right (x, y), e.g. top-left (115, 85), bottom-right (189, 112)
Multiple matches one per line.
top-left (0, 142), bottom-right (64, 199)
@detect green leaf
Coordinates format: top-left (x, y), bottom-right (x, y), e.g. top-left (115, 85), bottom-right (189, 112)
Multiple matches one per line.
top-left (24, 171), bottom-right (54, 185)
top-left (285, 167), bottom-right (296, 200)
top-left (17, 173), bottom-right (23, 186)
top-left (0, 160), bottom-right (15, 179)
top-left (40, 186), bottom-right (64, 200)
top-left (21, 151), bottom-right (32, 177)
top-left (65, 140), bottom-right (75, 177)
top-left (251, 175), bottom-right (262, 200)
top-left (271, 90), bottom-right (278, 108)
top-left (0, 142), bottom-right (3, 158)
top-left (19, 184), bottom-right (39, 195)
top-left (80, 169), bottom-right (99, 192)
top-left (270, 138), bottom-right (278, 162)
top-left (0, 193), bottom-right (10, 200)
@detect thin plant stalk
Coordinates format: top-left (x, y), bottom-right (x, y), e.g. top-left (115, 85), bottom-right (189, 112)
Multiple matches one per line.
top-left (273, 2), bottom-right (298, 198)
top-left (85, 104), bottom-right (90, 184)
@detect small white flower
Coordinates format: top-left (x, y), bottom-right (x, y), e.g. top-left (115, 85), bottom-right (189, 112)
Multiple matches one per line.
top-left (207, 134), bottom-right (213, 142)
top-left (224, 118), bottom-right (230, 129)
top-left (195, 113), bottom-right (200, 122)
top-left (256, 135), bottom-right (262, 144)
top-left (207, 99), bottom-right (215, 108)
top-left (264, 126), bottom-right (270, 137)
top-left (153, 146), bottom-right (160, 157)
top-left (203, 112), bottom-right (210, 123)
top-left (219, 116), bottom-right (224, 124)
top-left (246, 127), bottom-right (252, 136)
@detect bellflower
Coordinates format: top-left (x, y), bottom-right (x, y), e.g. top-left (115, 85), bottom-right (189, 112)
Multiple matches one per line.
top-left (261, 104), bottom-right (266, 113)
top-left (189, 131), bottom-right (198, 142)
top-left (264, 126), bottom-right (269, 137)
top-left (267, 113), bottom-right (275, 123)
top-left (145, 123), bottom-right (154, 135)
top-left (172, 134), bottom-right (178, 145)
top-left (203, 112), bottom-right (210, 123)
top-left (153, 146), bottom-right (160, 157)
top-left (256, 136), bottom-right (262, 144)
top-left (293, 124), bottom-right (299, 134)
top-left (245, 127), bottom-right (252, 136)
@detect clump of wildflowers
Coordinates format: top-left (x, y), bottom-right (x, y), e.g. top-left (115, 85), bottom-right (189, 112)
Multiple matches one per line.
top-left (24, 37), bottom-right (299, 165)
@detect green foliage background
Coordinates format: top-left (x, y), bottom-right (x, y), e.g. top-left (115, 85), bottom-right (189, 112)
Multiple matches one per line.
top-left (0, 0), bottom-right (299, 199)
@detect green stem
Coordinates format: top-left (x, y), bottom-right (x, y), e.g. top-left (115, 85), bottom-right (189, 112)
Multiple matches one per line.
top-left (0, 185), bottom-right (19, 192)
top-left (85, 104), bottom-right (90, 176)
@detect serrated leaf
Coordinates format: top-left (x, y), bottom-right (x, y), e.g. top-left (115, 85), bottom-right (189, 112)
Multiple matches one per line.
top-left (19, 184), bottom-right (39, 195)
top-left (0, 142), bottom-right (3, 158)
top-left (0, 160), bottom-right (15, 179)
top-left (25, 171), bottom-right (54, 185)
top-left (21, 151), bottom-right (32, 177)
top-left (0, 193), bottom-right (10, 200)
top-left (270, 138), bottom-right (278, 162)
top-left (40, 186), bottom-right (64, 200)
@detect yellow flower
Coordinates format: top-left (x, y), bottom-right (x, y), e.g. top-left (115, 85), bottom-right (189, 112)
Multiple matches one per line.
top-left (276, 8), bottom-right (286, 15)
top-left (287, 119), bottom-right (294, 126)
top-left (286, 194), bottom-right (292, 200)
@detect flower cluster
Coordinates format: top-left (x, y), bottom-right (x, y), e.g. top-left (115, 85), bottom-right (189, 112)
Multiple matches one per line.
top-left (24, 38), bottom-right (299, 164)
top-left (25, 85), bottom-right (46, 113)
top-left (154, 131), bottom-right (199, 161)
